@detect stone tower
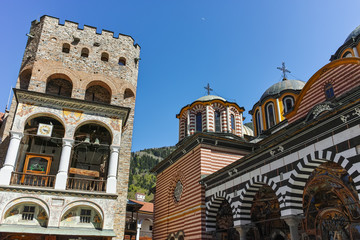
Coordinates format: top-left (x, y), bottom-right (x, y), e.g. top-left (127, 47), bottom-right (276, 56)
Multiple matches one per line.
top-left (0, 15), bottom-right (140, 239)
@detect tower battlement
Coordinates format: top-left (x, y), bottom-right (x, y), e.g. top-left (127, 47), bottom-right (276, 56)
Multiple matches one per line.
top-left (31, 15), bottom-right (140, 47)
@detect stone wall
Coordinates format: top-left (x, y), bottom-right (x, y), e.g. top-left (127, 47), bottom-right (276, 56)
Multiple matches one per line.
top-left (0, 15), bottom-right (140, 239)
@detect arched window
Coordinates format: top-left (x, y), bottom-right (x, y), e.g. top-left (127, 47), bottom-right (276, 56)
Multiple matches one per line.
top-left (101, 52), bottom-right (109, 62)
top-left (19, 69), bottom-right (32, 90)
top-left (124, 88), bottom-right (134, 99)
top-left (343, 51), bottom-right (353, 58)
top-left (196, 112), bottom-right (202, 132)
top-left (85, 84), bottom-right (111, 104)
top-left (283, 96), bottom-right (295, 113)
top-left (324, 82), bottom-right (335, 100)
top-left (81, 48), bottom-right (89, 57)
top-left (62, 43), bottom-right (70, 53)
top-left (231, 114), bottom-right (235, 133)
top-left (265, 102), bottom-right (276, 129)
top-left (118, 57), bottom-right (126, 66)
top-left (46, 78), bottom-right (72, 97)
top-left (215, 111), bottom-right (221, 132)
top-left (184, 117), bottom-right (188, 137)
top-left (255, 110), bottom-right (261, 136)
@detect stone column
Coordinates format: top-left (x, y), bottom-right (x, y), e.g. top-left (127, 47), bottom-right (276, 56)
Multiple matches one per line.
top-left (54, 139), bottom-right (74, 190)
top-left (235, 225), bottom-right (251, 240)
top-left (106, 145), bottom-right (120, 193)
top-left (136, 220), bottom-right (142, 240)
top-left (283, 215), bottom-right (302, 240)
top-left (0, 131), bottom-right (23, 185)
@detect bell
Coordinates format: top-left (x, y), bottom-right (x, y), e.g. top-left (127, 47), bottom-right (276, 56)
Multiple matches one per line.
top-left (83, 137), bottom-right (90, 144)
top-left (94, 138), bottom-right (100, 145)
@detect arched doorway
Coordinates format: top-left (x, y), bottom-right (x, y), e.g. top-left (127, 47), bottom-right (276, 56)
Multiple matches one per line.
top-left (302, 162), bottom-right (360, 240)
top-left (215, 199), bottom-right (238, 240)
top-left (13, 115), bottom-right (65, 187)
top-left (68, 123), bottom-right (112, 192)
top-left (248, 185), bottom-right (287, 240)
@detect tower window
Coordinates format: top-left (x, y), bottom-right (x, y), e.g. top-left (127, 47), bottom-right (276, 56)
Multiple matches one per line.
top-left (231, 114), bottom-right (235, 133)
top-left (101, 52), bottom-right (109, 62)
top-left (22, 206), bottom-right (35, 221)
top-left (196, 112), bottom-right (202, 132)
top-left (265, 102), bottom-right (276, 129)
top-left (80, 209), bottom-right (92, 223)
top-left (343, 51), bottom-right (353, 58)
top-left (118, 57), bottom-right (126, 66)
top-left (184, 117), bottom-right (188, 137)
top-left (324, 83), bottom-right (335, 100)
top-left (255, 110), bottom-right (261, 136)
top-left (62, 43), bottom-right (70, 53)
top-left (81, 48), bottom-right (89, 57)
top-left (283, 96), bottom-right (295, 113)
top-left (215, 111), bottom-right (221, 132)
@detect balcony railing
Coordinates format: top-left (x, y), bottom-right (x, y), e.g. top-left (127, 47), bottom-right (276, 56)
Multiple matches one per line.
top-left (10, 172), bottom-right (55, 188)
top-left (66, 177), bottom-right (106, 192)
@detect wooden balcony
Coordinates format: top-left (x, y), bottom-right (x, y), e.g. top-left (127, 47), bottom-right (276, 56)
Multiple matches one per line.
top-left (10, 172), bottom-right (55, 188)
top-left (66, 177), bottom-right (106, 192)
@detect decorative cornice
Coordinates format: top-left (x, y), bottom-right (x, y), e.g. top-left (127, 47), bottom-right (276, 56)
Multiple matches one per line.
top-left (14, 89), bottom-right (131, 125)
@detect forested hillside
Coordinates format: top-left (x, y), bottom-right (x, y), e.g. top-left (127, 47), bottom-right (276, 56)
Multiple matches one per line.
top-left (128, 146), bottom-right (175, 201)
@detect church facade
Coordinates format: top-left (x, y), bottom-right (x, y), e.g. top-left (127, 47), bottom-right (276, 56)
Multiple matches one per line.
top-left (153, 26), bottom-right (360, 240)
top-left (0, 16), bottom-right (140, 240)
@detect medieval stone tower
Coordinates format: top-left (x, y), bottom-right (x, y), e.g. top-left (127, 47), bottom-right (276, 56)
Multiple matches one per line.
top-left (0, 15), bottom-right (140, 240)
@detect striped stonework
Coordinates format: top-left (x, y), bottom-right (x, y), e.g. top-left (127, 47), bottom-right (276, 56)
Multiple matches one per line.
top-left (177, 99), bottom-right (246, 141)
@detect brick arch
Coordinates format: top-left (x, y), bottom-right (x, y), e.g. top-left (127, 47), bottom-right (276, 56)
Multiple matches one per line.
top-left (37, 65), bottom-right (81, 90)
top-left (118, 82), bottom-right (136, 98)
top-left (237, 175), bottom-right (284, 225)
top-left (19, 111), bottom-right (66, 134)
top-left (80, 75), bottom-right (117, 96)
top-left (286, 150), bottom-right (360, 215)
top-left (205, 190), bottom-right (235, 232)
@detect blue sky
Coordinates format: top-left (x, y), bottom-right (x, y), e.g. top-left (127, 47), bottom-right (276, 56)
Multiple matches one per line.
top-left (1, 1), bottom-right (360, 151)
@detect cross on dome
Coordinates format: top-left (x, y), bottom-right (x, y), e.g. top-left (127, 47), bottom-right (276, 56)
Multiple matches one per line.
top-left (204, 83), bottom-right (213, 95)
top-left (277, 62), bottom-right (291, 80)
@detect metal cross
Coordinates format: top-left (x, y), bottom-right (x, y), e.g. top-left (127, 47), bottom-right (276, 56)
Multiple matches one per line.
top-left (204, 83), bottom-right (213, 95)
top-left (277, 62), bottom-right (291, 80)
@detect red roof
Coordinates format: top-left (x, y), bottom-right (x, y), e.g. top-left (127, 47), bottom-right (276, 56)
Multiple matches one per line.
top-left (130, 199), bottom-right (153, 213)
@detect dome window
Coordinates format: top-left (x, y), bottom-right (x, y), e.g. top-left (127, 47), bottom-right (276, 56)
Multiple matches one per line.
top-left (343, 51), bottom-right (353, 58)
top-left (265, 102), bottom-right (276, 129)
top-left (255, 110), bottom-right (261, 136)
top-left (215, 111), bottom-right (221, 132)
top-left (231, 114), bottom-right (236, 133)
top-left (196, 112), bottom-right (202, 132)
top-left (62, 43), bottom-right (70, 53)
top-left (101, 52), bottom-right (109, 62)
top-left (324, 82), bottom-right (335, 100)
top-left (283, 96), bottom-right (295, 113)
top-left (81, 48), bottom-right (89, 57)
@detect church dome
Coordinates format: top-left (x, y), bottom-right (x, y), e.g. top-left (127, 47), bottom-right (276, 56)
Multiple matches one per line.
top-left (260, 79), bottom-right (305, 102)
top-left (344, 25), bottom-right (360, 43)
top-left (195, 95), bottom-right (226, 102)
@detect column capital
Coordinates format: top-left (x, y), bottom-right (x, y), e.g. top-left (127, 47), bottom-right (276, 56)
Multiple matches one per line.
top-left (281, 215), bottom-right (303, 227)
top-left (110, 145), bottom-right (120, 153)
top-left (62, 138), bottom-right (74, 147)
top-left (9, 131), bottom-right (23, 140)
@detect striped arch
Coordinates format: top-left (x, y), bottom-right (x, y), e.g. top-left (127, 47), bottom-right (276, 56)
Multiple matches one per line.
top-left (286, 150), bottom-right (360, 215)
top-left (237, 175), bottom-right (284, 225)
top-left (205, 190), bottom-right (234, 232)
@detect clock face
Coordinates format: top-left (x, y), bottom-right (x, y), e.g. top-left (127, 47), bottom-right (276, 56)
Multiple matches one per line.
top-left (174, 180), bottom-right (183, 202)
top-left (37, 123), bottom-right (53, 136)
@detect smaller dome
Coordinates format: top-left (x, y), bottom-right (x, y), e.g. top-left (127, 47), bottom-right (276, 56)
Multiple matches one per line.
top-left (243, 125), bottom-right (254, 136)
top-left (260, 79), bottom-right (305, 101)
top-left (344, 25), bottom-right (360, 43)
top-left (196, 95), bottom-right (226, 102)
